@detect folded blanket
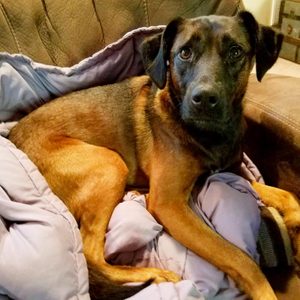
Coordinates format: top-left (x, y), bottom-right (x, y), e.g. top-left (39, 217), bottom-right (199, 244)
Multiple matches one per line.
top-left (0, 136), bottom-right (89, 300)
top-left (106, 173), bottom-right (261, 300)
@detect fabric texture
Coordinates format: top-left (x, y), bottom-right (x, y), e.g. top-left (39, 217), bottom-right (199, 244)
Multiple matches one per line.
top-left (244, 74), bottom-right (300, 199)
top-left (106, 173), bottom-right (261, 300)
top-left (0, 26), bottom-right (163, 122)
top-left (0, 136), bottom-right (89, 300)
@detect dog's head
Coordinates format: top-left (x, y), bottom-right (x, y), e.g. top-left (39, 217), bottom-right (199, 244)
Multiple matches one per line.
top-left (141, 11), bottom-right (283, 139)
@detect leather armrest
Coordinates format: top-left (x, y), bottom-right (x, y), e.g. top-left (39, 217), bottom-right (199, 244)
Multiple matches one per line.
top-left (244, 74), bottom-right (300, 198)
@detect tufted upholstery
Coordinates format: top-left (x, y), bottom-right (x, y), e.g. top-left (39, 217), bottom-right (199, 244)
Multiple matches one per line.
top-left (0, 0), bottom-right (241, 66)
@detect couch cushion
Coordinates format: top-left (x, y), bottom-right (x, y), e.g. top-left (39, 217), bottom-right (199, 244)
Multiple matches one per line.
top-left (244, 74), bottom-right (300, 198)
top-left (0, 0), bottom-right (242, 66)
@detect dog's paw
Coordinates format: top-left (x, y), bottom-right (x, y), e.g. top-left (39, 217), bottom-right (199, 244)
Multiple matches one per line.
top-left (289, 223), bottom-right (300, 275)
top-left (284, 211), bottom-right (300, 271)
top-left (250, 285), bottom-right (277, 300)
top-left (150, 269), bottom-right (181, 283)
top-left (99, 263), bottom-right (181, 285)
top-left (288, 240), bottom-right (300, 277)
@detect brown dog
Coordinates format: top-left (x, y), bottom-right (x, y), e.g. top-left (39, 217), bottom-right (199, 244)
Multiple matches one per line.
top-left (9, 11), bottom-right (291, 300)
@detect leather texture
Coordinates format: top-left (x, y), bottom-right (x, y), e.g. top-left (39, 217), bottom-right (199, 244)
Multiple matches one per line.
top-left (245, 74), bottom-right (300, 198)
top-left (0, 0), bottom-right (241, 66)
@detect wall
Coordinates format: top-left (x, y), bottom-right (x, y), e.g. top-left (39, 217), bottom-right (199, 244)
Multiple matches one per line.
top-left (242, 0), bottom-right (282, 25)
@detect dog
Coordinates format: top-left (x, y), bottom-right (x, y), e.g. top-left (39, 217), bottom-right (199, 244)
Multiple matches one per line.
top-left (9, 11), bottom-right (296, 300)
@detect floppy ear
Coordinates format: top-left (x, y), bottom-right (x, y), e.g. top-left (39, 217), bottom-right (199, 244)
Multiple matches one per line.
top-left (140, 17), bottom-right (184, 89)
top-left (238, 11), bottom-right (283, 81)
top-left (256, 26), bottom-right (284, 81)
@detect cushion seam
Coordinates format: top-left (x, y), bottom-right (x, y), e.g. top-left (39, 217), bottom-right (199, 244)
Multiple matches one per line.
top-left (142, 0), bottom-right (150, 26)
top-left (0, 3), bottom-right (22, 53)
top-left (245, 98), bottom-right (300, 133)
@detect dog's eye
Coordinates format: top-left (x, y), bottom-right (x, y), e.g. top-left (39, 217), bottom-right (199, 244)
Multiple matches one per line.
top-left (179, 47), bottom-right (193, 60)
top-left (228, 45), bottom-right (243, 61)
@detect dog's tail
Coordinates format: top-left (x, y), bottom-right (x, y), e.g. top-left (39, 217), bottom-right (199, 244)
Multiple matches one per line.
top-left (87, 261), bottom-right (152, 300)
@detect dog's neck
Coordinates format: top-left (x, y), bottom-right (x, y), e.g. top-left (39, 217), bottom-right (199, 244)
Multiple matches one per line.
top-left (184, 112), bottom-right (244, 173)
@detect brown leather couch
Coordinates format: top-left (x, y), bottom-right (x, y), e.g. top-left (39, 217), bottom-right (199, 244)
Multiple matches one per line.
top-left (0, 0), bottom-right (299, 299)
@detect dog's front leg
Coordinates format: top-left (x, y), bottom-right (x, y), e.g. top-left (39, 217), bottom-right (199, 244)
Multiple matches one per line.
top-left (39, 141), bottom-right (180, 286)
top-left (252, 181), bottom-right (300, 274)
top-left (147, 155), bottom-right (277, 300)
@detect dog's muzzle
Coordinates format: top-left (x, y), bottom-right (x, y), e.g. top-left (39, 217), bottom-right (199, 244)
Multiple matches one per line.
top-left (181, 85), bottom-right (226, 129)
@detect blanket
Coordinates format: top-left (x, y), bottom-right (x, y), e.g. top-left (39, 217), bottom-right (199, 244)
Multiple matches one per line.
top-left (0, 26), bottom-right (293, 300)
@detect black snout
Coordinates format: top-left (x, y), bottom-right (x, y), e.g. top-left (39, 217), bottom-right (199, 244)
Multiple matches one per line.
top-left (192, 89), bottom-right (220, 109)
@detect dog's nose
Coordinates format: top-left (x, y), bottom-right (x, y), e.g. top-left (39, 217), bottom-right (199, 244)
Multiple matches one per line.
top-left (192, 90), bottom-right (220, 109)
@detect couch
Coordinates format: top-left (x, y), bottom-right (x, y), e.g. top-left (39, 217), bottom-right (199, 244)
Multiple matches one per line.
top-left (0, 0), bottom-right (299, 299)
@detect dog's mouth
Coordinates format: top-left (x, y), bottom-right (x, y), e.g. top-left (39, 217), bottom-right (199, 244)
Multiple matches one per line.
top-left (183, 117), bottom-right (227, 133)
top-left (182, 116), bottom-right (239, 145)
top-left (179, 98), bottom-right (229, 133)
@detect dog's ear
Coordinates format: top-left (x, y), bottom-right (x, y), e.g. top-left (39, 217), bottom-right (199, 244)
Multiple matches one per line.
top-left (140, 33), bottom-right (163, 86)
top-left (238, 11), bottom-right (283, 81)
top-left (140, 17), bottom-right (184, 89)
top-left (255, 26), bottom-right (284, 81)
